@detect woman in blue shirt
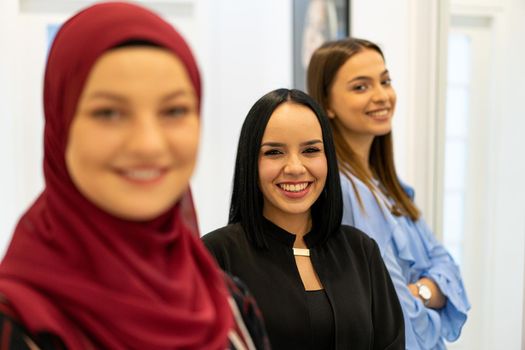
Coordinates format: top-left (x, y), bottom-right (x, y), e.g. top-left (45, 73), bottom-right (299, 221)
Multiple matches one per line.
top-left (307, 38), bottom-right (471, 349)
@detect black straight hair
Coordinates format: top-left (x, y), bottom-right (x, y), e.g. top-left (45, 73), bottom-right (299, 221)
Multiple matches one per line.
top-left (228, 88), bottom-right (342, 248)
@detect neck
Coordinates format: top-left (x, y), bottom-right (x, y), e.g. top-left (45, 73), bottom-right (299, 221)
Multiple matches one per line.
top-left (339, 127), bottom-right (374, 176)
top-left (263, 211), bottom-right (311, 248)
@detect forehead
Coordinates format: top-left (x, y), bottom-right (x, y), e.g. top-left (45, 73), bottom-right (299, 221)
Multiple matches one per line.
top-left (82, 46), bottom-right (194, 94)
top-left (262, 102), bottom-right (322, 141)
top-left (338, 49), bottom-right (387, 79)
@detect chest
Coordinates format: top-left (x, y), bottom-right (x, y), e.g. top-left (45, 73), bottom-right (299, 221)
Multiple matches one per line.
top-left (221, 241), bottom-right (375, 349)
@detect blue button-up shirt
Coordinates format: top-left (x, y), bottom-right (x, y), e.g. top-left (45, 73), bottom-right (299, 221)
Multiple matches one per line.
top-left (341, 173), bottom-right (471, 349)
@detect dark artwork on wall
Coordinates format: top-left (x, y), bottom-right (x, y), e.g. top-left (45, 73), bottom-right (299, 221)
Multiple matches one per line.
top-left (293, 0), bottom-right (350, 91)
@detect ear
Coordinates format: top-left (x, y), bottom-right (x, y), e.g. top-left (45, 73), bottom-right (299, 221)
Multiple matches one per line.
top-left (326, 108), bottom-right (336, 119)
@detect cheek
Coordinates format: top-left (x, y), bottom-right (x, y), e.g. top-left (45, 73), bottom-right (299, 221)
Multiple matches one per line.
top-left (258, 158), bottom-right (282, 187)
top-left (311, 157), bottom-right (328, 181)
top-left (258, 159), bottom-right (272, 184)
top-left (389, 90), bottom-right (397, 107)
top-left (331, 92), bottom-right (364, 117)
top-left (66, 122), bottom-right (115, 178)
top-left (167, 122), bottom-right (200, 163)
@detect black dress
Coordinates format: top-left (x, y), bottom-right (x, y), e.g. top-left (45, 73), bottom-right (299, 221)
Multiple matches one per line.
top-left (203, 220), bottom-right (405, 350)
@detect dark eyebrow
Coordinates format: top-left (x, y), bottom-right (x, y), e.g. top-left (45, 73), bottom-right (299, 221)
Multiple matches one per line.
top-left (302, 139), bottom-right (323, 146)
top-left (87, 92), bottom-right (128, 103)
top-left (348, 69), bottom-right (390, 84)
top-left (261, 139), bottom-right (323, 148)
top-left (160, 90), bottom-right (196, 103)
top-left (261, 142), bottom-right (285, 148)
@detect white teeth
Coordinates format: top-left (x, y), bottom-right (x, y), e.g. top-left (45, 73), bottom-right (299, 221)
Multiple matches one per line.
top-left (124, 169), bottom-right (162, 180)
top-left (279, 183), bottom-right (308, 192)
top-left (367, 109), bottom-right (388, 117)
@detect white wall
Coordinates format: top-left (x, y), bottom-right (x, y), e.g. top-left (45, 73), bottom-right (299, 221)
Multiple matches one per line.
top-left (478, 0), bottom-right (525, 347)
top-left (191, 0), bottom-right (292, 235)
top-left (351, 0), bottom-right (411, 181)
top-left (0, 0), bottom-right (19, 253)
top-left (449, 0), bottom-right (525, 348)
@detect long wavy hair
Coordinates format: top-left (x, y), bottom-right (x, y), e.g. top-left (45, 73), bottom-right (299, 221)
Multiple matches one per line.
top-left (307, 38), bottom-right (420, 220)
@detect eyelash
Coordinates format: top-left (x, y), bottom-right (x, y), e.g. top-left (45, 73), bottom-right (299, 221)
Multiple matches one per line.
top-left (162, 106), bottom-right (190, 118)
top-left (262, 147), bottom-right (321, 156)
top-left (90, 106), bottom-right (191, 120)
top-left (91, 108), bottom-right (122, 120)
top-left (353, 84), bottom-right (368, 92)
top-left (304, 147), bottom-right (320, 153)
top-left (352, 78), bottom-right (392, 92)
top-left (263, 149), bottom-right (282, 156)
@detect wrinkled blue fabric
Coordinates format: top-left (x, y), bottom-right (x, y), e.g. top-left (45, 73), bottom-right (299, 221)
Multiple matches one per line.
top-left (341, 173), bottom-right (470, 349)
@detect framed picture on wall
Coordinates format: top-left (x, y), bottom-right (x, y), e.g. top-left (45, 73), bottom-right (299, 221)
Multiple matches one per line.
top-left (293, 0), bottom-right (350, 91)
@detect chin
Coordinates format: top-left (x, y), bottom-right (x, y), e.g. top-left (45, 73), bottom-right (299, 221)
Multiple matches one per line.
top-left (373, 126), bottom-right (392, 136)
top-left (103, 202), bottom-right (174, 222)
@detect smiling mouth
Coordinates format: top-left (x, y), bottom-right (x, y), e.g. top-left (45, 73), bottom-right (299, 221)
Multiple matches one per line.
top-left (278, 182), bottom-right (310, 192)
top-left (366, 109), bottom-right (390, 118)
top-left (117, 167), bottom-right (168, 183)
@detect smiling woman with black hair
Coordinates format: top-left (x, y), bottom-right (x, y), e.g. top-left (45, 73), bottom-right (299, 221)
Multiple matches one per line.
top-left (203, 88), bottom-right (405, 349)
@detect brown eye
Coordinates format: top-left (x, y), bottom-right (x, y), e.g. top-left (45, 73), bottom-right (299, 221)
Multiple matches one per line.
top-left (263, 149), bottom-right (282, 156)
top-left (162, 106), bottom-right (190, 118)
top-left (91, 108), bottom-right (122, 120)
top-left (352, 84), bottom-right (368, 92)
top-left (303, 147), bottom-right (320, 154)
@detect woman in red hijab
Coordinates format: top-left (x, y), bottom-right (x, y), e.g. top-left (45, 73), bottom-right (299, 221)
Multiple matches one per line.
top-left (0, 2), bottom-right (268, 349)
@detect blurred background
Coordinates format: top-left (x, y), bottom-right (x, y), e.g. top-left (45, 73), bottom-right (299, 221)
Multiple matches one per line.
top-left (1, 0), bottom-right (524, 348)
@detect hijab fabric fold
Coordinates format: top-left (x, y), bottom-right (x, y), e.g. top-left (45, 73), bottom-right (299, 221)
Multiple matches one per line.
top-left (0, 2), bottom-right (233, 349)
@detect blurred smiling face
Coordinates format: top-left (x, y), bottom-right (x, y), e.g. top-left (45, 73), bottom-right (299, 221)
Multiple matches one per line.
top-left (66, 46), bottom-right (200, 221)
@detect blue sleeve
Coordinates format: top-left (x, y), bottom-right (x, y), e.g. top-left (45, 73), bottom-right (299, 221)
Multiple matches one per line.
top-left (382, 242), bottom-right (443, 349)
top-left (400, 181), bottom-right (470, 341)
top-left (340, 174), bottom-right (470, 349)
top-left (415, 219), bottom-right (471, 341)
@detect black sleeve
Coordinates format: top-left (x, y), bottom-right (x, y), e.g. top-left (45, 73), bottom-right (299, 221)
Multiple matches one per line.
top-left (367, 239), bottom-right (406, 350)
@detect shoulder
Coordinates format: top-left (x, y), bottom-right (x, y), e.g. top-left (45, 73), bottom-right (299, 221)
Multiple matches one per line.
top-left (331, 225), bottom-right (380, 257)
top-left (202, 223), bottom-right (246, 247)
top-left (398, 179), bottom-right (415, 200)
top-left (338, 172), bottom-right (373, 203)
top-left (202, 224), bottom-right (251, 264)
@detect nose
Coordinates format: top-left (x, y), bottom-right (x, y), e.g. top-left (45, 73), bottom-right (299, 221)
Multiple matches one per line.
top-left (371, 84), bottom-right (389, 103)
top-left (126, 115), bottom-right (165, 158)
top-left (283, 154), bottom-right (306, 176)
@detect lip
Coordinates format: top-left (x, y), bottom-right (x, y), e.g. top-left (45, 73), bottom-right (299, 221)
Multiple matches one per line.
top-left (115, 166), bottom-right (169, 186)
top-left (366, 108), bottom-right (391, 121)
top-left (276, 181), bottom-right (312, 199)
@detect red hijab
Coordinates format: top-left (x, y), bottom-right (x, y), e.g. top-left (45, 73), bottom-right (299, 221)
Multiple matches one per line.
top-left (0, 2), bottom-right (232, 349)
